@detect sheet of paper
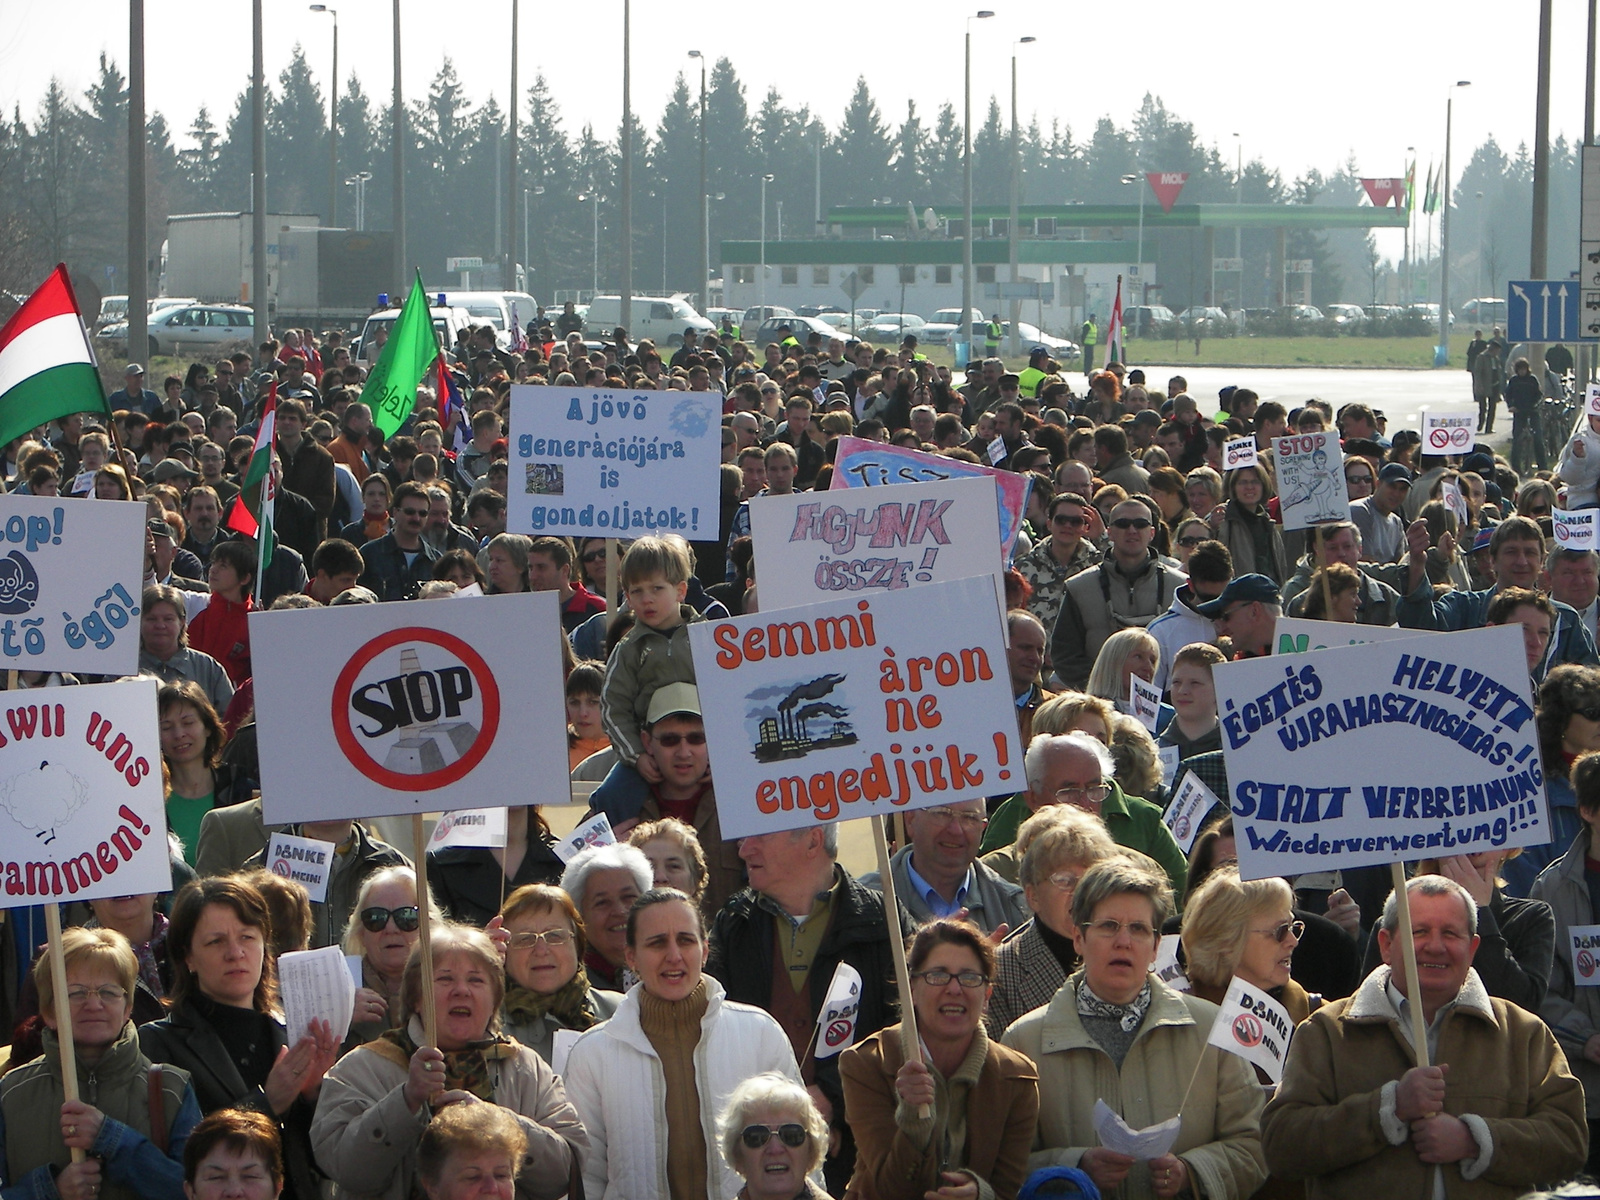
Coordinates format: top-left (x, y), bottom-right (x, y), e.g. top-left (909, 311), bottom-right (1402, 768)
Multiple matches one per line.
top-left (553, 811), bottom-right (616, 863)
top-left (279, 944), bottom-right (357, 1044)
top-left (1163, 771), bottom-right (1221, 854)
top-left (550, 1028), bottom-right (584, 1076)
top-left (1093, 1098), bottom-right (1182, 1160)
top-left (345, 954), bottom-right (364, 989)
top-left (987, 435), bottom-right (1007, 465)
top-left (1158, 744), bottom-right (1181, 790)
top-left (450, 582), bottom-right (484, 598)
top-left (429, 807), bottom-right (509, 851)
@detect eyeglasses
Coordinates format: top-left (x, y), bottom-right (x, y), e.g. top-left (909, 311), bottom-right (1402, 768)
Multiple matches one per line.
top-left (652, 731), bottom-right (706, 747)
top-left (1110, 517), bottom-right (1152, 531)
top-left (1083, 918), bottom-right (1157, 943)
top-left (1215, 603), bottom-right (1251, 623)
top-left (1578, 707), bottom-right (1600, 723)
top-left (919, 806), bottom-right (987, 831)
top-left (580, 550), bottom-right (608, 564)
top-left (1251, 920), bottom-right (1306, 944)
top-left (1052, 513), bottom-right (1086, 527)
top-left (398, 507), bottom-right (429, 519)
top-left (740, 1125), bottom-right (809, 1150)
top-left (911, 968), bottom-right (990, 988)
top-left (1045, 870), bottom-right (1082, 892)
top-left (1177, 535), bottom-right (1206, 548)
top-left (1054, 783), bottom-right (1110, 805)
top-left (508, 929), bottom-right (574, 951)
top-left (361, 905), bottom-right (420, 933)
top-left (66, 985), bottom-right (128, 1006)
top-left (1346, 474), bottom-right (1374, 486)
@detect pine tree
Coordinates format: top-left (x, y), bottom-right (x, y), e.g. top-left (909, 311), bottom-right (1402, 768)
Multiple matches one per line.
top-left (265, 47), bottom-right (329, 218)
top-left (831, 79), bottom-right (892, 208)
top-left (890, 101), bottom-right (929, 205)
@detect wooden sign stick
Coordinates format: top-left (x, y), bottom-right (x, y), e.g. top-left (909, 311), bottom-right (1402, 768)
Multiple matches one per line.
top-left (871, 814), bottom-right (930, 1118)
top-left (412, 815), bottom-right (437, 1048)
top-left (1389, 861), bottom-right (1431, 1068)
top-left (44, 903), bottom-right (86, 1164)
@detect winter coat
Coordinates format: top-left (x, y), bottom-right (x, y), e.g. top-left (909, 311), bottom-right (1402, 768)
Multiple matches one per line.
top-left (1050, 553), bottom-right (1186, 691)
top-left (857, 846), bottom-right (1028, 937)
top-left (600, 605), bottom-right (702, 767)
top-left (1532, 824), bottom-right (1600, 1116)
top-left (1146, 585), bottom-right (1218, 693)
top-left (1502, 772), bottom-right (1586, 897)
top-left (500, 988), bottom-right (622, 1066)
top-left (1397, 581), bottom-right (1600, 683)
top-left (985, 919), bottom-right (1071, 1040)
top-left (1557, 422), bottom-right (1600, 508)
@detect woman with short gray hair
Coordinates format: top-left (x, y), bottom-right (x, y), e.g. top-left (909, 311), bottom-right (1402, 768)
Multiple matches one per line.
top-left (718, 1073), bottom-right (832, 1200)
top-left (559, 843), bottom-right (652, 992)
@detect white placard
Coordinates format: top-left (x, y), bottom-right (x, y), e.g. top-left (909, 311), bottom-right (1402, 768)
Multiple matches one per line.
top-left (251, 593), bottom-right (570, 823)
top-left (450, 582), bottom-right (484, 599)
top-left (1206, 975), bottom-right (1295, 1083)
top-left (1554, 508), bottom-right (1599, 552)
top-left (265, 832), bottom-right (336, 903)
top-left (1272, 616), bottom-right (1431, 656)
top-left (1092, 1099), bottom-right (1180, 1161)
top-left (551, 1028), bottom-right (583, 1076)
top-left (1220, 625), bottom-right (1546, 880)
top-left (986, 435), bottom-right (1007, 466)
top-left (507, 385), bottom-right (723, 541)
top-left (428, 807), bottom-right (509, 851)
top-left (70, 471), bottom-right (95, 496)
top-left (1273, 432), bottom-right (1349, 531)
top-left (689, 575), bottom-right (1022, 841)
top-left (1153, 933), bottom-right (1190, 993)
top-left (1163, 771), bottom-right (1221, 854)
top-left (278, 944), bottom-right (357, 1044)
top-left (0, 679), bottom-right (170, 908)
top-left (747, 477), bottom-right (1004, 613)
top-left (1420, 410), bottom-right (1477, 457)
top-left (813, 961), bottom-right (864, 1059)
top-left (1223, 435), bottom-right (1258, 471)
top-left (1587, 383), bottom-right (1600, 418)
top-left (1158, 743), bottom-right (1182, 790)
top-left (1130, 674), bottom-right (1163, 731)
top-left (0, 495), bottom-right (146, 674)
top-left (1570, 924), bottom-right (1600, 986)
top-left (345, 954), bottom-right (364, 989)
top-left (1440, 478), bottom-right (1469, 528)
top-left (553, 811), bottom-right (616, 864)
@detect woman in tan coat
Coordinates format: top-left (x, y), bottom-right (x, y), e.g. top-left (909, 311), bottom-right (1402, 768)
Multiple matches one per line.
top-left (841, 919), bottom-right (1039, 1200)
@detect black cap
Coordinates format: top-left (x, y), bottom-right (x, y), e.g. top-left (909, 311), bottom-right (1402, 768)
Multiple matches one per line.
top-left (1378, 462), bottom-right (1413, 487)
top-left (1194, 573), bottom-right (1281, 618)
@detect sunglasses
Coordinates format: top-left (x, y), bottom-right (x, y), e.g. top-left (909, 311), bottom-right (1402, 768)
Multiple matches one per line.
top-left (361, 906), bottom-right (420, 933)
top-left (740, 1125), bottom-right (808, 1150)
top-left (1177, 535), bottom-right (1206, 548)
top-left (580, 549), bottom-right (608, 564)
top-left (1110, 517), bottom-right (1152, 530)
top-left (652, 731), bottom-right (706, 747)
top-left (1254, 919), bottom-right (1307, 944)
top-left (1579, 707), bottom-right (1600, 723)
top-left (1346, 474), bottom-right (1374, 486)
top-left (1051, 513), bottom-right (1086, 526)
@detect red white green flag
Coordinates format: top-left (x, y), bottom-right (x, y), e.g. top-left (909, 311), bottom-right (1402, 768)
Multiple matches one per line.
top-left (0, 264), bottom-right (109, 448)
top-left (1106, 275), bottom-right (1125, 366)
top-left (226, 384), bottom-right (276, 601)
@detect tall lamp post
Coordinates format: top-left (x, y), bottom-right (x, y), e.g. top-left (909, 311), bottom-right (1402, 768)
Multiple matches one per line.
top-left (392, 0), bottom-right (405, 289)
top-left (577, 192), bottom-right (600, 298)
top-left (1006, 34), bottom-right (1036, 356)
top-left (310, 5), bottom-right (338, 226)
top-left (619, 0), bottom-right (632, 330)
top-left (961, 9), bottom-right (995, 364)
top-left (759, 174), bottom-right (774, 321)
top-left (1437, 79), bottom-right (1471, 367)
top-left (689, 49), bottom-right (707, 313)
top-left (1232, 132), bottom-right (1241, 305)
top-left (130, 0), bottom-right (148, 362)
top-left (704, 191), bottom-right (724, 310)
top-left (346, 171), bottom-right (371, 230)
top-left (522, 185), bottom-right (543, 289)
top-left (506, 0), bottom-right (519, 291)
top-left (1120, 174), bottom-right (1146, 294)
top-left (250, 0), bottom-right (267, 347)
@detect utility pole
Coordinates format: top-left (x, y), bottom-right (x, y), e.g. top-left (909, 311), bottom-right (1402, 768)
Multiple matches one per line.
top-left (961, 10), bottom-right (994, 365)
top-left (250, 0), bottom-right (268, 350)
top-left (129, 0), bottom-right (148, 364)
top-left (506, 0), bottom-right (518, 291)
top-left (392, 0), bottom-right (406, 290)
top-left (619, 0), bottom-right (632, 328)
top-left (689, 50), bottom-right (706, 313)
top-left (1531, 0), bottom-right (1553, 280)
top-left (310, 6), bottom-right (338, 226)
top-left (1007, 37), bottom-right (1035, 357)
top-left (1437, 81), bottom-right (1470, 367)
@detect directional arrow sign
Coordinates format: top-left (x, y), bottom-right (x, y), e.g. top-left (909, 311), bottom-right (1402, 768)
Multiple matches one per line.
top-left (1508, 279), bottom-right (1581, 342)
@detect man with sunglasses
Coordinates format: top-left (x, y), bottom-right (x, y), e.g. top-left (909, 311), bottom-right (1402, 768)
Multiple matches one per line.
top-left (1018, 494), bottom-right (1102, 666)
top-left (1195, 574), bottom-right (1281, 660)
top-left (1051, 499), bottom-right (1187, 690)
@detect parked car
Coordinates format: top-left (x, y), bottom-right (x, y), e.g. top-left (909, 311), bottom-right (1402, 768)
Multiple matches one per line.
top-left (743, 304), bottom-right (797, 330)
top-left (587, 294), bottom-right (713, 345)
top-left (861, 313), bottom-right (928, 341)
top-left (101, 304), bottom-right (256, 359)
top-left (1016, 322), bottom-right (1081, 360)
top-left (796, 303), bottom-right (849, 319)
top-left (1279, 304), bottom-right (1325, 325)
top-left (1323, 304), bottom-right (1366, 327)
top-left (1124, 305), bottom-right (1176, 336)
top-left (1364, 304), bottom-right (1405, 320)
top-left (1457, 297), bottom-right (1508, 328)
top-left (705, 306), bottom-right (741, 330)
top-left (752, 315), bottom-right (847, 348)
top-left (1177, 305), bottom-right (1230, 332)
top-left (1405, 302), bottom-right (1452, 328)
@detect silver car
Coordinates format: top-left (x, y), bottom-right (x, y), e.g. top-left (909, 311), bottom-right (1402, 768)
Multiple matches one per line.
top-left (143, 305), bottom-right (257, 358)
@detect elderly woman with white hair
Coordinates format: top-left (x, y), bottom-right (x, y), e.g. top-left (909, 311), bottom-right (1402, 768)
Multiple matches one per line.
top-left (719, 1073), bottom-right (834, 1200)
top-left (311, 921), bottom-right (588, 1200)
top-left (559, 842), bottom-right (653, 992)
top-left (342, 865), bottom-right (445, 1045)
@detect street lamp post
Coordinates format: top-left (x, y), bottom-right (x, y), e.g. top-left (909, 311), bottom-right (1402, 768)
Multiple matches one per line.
top-left (1120, 174), bottom-right (1146, 295)
top-left (1405, 143), bottom-right (1415, 301)
top-left (689, 49), bottom-right (707, 313)
top-left (346, 171), bottom-right (371, 230)
top-left (759, 174), bottom-right (774, 321)
top-left (392, 0), bottom-right (405, 289)
top-left (577, 192), bottom-right (600, 298)
top-left (704, 191), bottom-right (724, 310)
top-left (1438, 80), bottom-right (1471, 367)
top-left (130, 0), bottom-right (148, 362)
top-left (1007, 35), bottom-right (1036, 356)
top-left (1232, 132), bottom-right (1241, 305)
top-left (506, 0), bottom-right (519, 290)
top-left (961, 9), bottom-right (995, 364)
top-left (310, 5), bottom-right (338, 226)
top-left (522, 185), bottom-right (542, 289)
top-left (619, 0), bottom-right (632, 331)
top-left (1475, 191), bottom-right (1485, 297)
top-left (250, 0), bottom-right (267, 347)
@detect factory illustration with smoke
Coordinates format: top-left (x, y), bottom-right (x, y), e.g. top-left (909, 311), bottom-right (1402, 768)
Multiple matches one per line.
top-left (747, 673), bottom-right (857, 763)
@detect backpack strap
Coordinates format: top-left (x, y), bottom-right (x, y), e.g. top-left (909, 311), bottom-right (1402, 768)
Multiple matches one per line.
top-left (147, 1064), bottom-right (167, 1155)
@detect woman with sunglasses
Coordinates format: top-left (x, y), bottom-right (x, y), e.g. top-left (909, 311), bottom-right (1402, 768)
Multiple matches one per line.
top-left (839, 919), bottom-right (1039, 1200)
top-left (343, 866), bottom-right (442, 1045)
top-left (1341, 455), bottom-right (1377, 503)
top-left (718, 1074), bottom-right (833, 1200)
top-left (565, 888), bottom-right (802, 1200)
top-left (493, 884), bottom-right (621, 1065)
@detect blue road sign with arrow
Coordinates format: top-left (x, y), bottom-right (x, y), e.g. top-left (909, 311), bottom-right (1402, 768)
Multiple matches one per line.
top-left (1507, 280), bottom-right (1581, 342)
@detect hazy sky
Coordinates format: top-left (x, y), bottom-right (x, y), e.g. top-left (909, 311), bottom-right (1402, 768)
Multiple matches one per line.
top-left (1, 0), bottom-right (1593, 194)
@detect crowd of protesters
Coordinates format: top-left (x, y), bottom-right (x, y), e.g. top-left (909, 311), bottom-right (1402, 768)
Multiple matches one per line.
top-left (5, 312), bottom-right (1600, 1200)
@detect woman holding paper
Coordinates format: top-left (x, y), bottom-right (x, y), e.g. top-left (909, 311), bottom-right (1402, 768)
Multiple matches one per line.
top-left (840, 919), bottom-right (1040, 1200)
top-left (312, 921), bottom-right (587, 1200)
top-left (1002, 857), bottom-right (1266, 1200)
top-left (0, 927), bottom-right (200, 1200)
top-left (494, 883), bottom-right (622, 1065)
top-left (138, 878), bottom-right (338, 1200)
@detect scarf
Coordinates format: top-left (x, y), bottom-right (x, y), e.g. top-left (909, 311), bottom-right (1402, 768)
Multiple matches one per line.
top-left (1077, 977), bottom-right (1153, 1034)
top-left (503, 968), bottom-right (600, 1031)
top-left (375, 1022), bottom-right (514, 1102)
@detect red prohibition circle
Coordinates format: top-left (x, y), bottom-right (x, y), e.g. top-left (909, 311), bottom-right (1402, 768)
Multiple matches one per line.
top-left (1450, 426), bottom-right (1471, 447)
top-left (1581, 950), bottom-right (1596, 978)
top-left (1428, 428), bottom-right (1450, 449)
top-left (332, 626), bottom-right (502, 791)
top-left (825, 1019), bottom-right (852, 1046)
top-left (1556, 521), bottom-right (1571, 543)
top-left (271, 858), bottom-right (292, 878)
top-left (1232, 1013), bottom-right (1264, 1047)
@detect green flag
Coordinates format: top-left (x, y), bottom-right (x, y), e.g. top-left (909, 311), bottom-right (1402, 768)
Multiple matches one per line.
top-left (363, 271), bottom-right (439, 438)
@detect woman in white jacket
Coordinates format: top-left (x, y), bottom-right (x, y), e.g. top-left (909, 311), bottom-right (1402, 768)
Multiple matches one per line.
top-left (563, 887), bottom-right (806, 1200)
top-left (1558, 412), bottom-right (1600, 509)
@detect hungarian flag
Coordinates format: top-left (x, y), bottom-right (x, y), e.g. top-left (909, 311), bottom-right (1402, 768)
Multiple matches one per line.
top-left (1424, 163), bottom-right (1441, 215)
top-left (435, 354), bottom-right (470, 460)
top-left (1106, 275), bottom-right (1125, 365)
top-left (1404, 158), bottom-right (1416, 210)
top-left (364, 271), bottom-right (439, 439)
top-left (226, 384), bottom-right (276, 601)
top-left (0, 264), bottom-right (110, 448)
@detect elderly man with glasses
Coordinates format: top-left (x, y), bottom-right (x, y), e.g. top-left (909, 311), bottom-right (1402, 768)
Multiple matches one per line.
top-left (859, 798), bottom-right (1027, 935)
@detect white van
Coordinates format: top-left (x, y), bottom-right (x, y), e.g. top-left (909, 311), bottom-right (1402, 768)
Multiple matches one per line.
top-left (585, 294), bottom-right (713, 345)
top-left (437, 291), bottom-right (540, 342)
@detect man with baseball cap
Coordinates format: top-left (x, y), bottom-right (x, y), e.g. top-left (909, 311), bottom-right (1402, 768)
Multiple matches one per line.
top-left (107, 363), bottom-right (161, 417)
top-left (1195, 574), bottom-right (1281, 659)
top-left (1350, 462), bottom-right (1411, 564)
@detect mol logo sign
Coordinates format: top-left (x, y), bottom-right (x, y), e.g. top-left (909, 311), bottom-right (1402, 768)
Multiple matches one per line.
top-left (333, 627), bottom-right (502, 791)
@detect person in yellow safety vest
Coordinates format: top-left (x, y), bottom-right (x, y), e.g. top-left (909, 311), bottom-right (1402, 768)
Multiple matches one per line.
top-left (1080, 316), bottom-right (1098, 376)
top-left (1017, 345), bottom-right (1053, 398)
top-left (777, 323), bottom-right (801, 352)
top-left (721, 314), bottom-right (740, 341)
top-left (984, 314), bottom-right (1003, 357)
top-left (899, 334), bottom-right (928, 362)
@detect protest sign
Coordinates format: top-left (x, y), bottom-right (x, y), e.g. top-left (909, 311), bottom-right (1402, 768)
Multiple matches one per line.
top-left (1421, 410), bottom-right (1477, 457)
top-left (1588, 383), bottom-right (1600, 418)
top-left (265, 833), bottom-right (335, 903)
top-left (553, 811), bottom-right (616, 864)
top-left (1273, 432), bottom-right (1349, 531)
top-left (278, 945), bottom-right (356, 1043)
top-left (1554, 508), bottom-right (1599, 552)
top-left (428, 807), bottom-right (508, 851)
top-left (1158, 743), bottom-right (1181, 790)
top-left (1153, 934), bottom-right (1190, 993)
top-left (251, 593), bottom-right (569, 823)
top-left (829, 435), bottom-right (1032, 561)
top-left (1570, 925), bottom-right (1600, 986)
top-left (1207, 976), bottom-right (1295, 1083)
top-left (1163, 771), bottom-right (1221, 854)
top-left (748, 476), bottom-right (1004, 610)
top-left (1223, 435), bottom-right (1259, 472)
top-left (688, 574), bottom-right (1022, 840)
top-left (0, 678), bottom-right (169, 906)
top-left (1272, 617), bottom-right (1430, 656)
top-left (1130, 675), bottom-right (1163, 731)
top-left (0, 495), bottom-right (145, 675)
top-left (813, 962), bottom-right (864, 1058)
top-left (1218, 624), bottom-right (1546, 880)
top-left (986, 436), bottom-right (1007, 466)
top-left (69, 471), bottom-right (94, 497)
top-left (506, 385), bottom-right (722, 539)
top-left (1440, 478), bottom-right (1469, 528)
